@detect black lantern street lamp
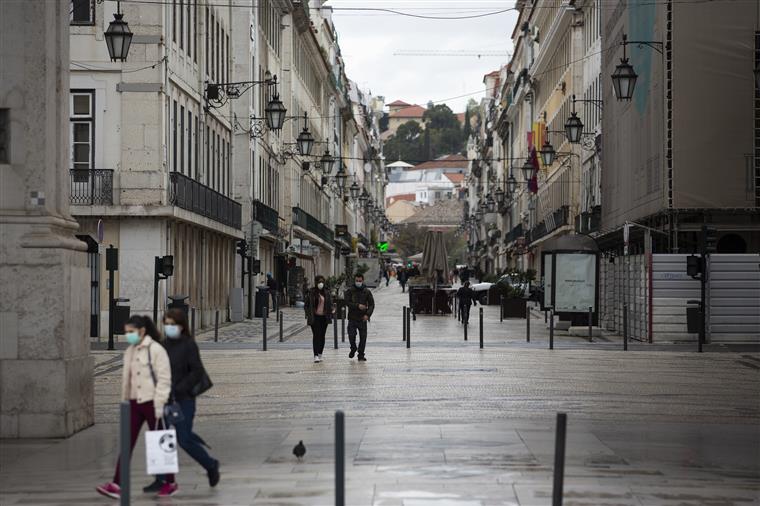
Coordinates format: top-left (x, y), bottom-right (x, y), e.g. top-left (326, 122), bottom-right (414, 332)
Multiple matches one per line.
top-left (564, 107), bottom-right (584, 144)
top-left (540, 135), bottom-right (556, 166)
top-left (265, 92), bottom-right (287, 131)
top-left (507, 174), bottom-right (517, 194)
top-left (521, 158), bottom-right (535, 182)
top-left (611, 35), bottom-right (637, 101)
top-left (476, 207), bottom-right (484, 220)
top-left (495, 186), bottom-right (505, 206)
top-left (319, 150), bottom-right (335, 173)
top-left (486, 195), bottom-right (496, 213)
top-left (296, 114), bottom-right (315, 156)
top-left (349, 181), bottom-right (360, 200)
top-left (359, 190), bottom-right (369, 207)
top-left (105, 2), bottom-right (133, 62)
top-left (335, 166), bottom-right (347, 191)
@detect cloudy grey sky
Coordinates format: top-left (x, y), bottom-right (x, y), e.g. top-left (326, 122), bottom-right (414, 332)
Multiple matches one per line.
top-left (325, 1), bottom-right (520, 113)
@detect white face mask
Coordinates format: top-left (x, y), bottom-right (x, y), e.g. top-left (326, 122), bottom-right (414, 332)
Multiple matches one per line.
top-left (317, 282), bottom-right (325, 290)
top-left (355, 281), bottom-right (363, 288)
top-left (164, 324), bottom-right (181, 339)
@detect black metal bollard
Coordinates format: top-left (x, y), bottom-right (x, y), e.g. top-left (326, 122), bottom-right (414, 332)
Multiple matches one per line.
top-left (191, 307), bottom-right (196, 335)
top-left (412, 308), bottom-right (416, 321)
top-left (214, 310), bottom-right (219, 343)
top-left (549, 308), bottom-right (555, 350)
top-left (262, 308), bottom-right (268, 351)
top-left (335, 410), bottom-right (345, 506)
top-left (120, 401), bottom-right (131, 506)
top-left (341, 307), bottom-right (346, 343)
top-left (552, 412), bottom-right (567, 506)
top-left (500, 295), bottom-right (504, 323)
top-left (526, 305), bottom-right (531, 343)
top-left (333, 313), bottom-right (338, 349)
top-left (588, 306), bottom-right (593, 342)
top-left (479, 307), bottom-right (484, 349)
top-left (464, 316), bottom-right (468, 341)
top-left (402, 306), bottom-right (407, 341)
top-left (545, 309), bottom-right (548, 323)
top-left (406, 307), bottom-right (411, 349)
top-left (279, 311), bottom-right (284, 342)
top-left (623, 303), bottom-right (628, 351)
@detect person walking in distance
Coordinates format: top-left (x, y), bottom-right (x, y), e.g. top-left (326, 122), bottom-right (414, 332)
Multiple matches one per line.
top-left (142, 308), bottom-right (219, 494)
top-left (456, 281), bottom-right (478, 325)
top-left (266, 273), bottom-right (279, 313)
top-left (398, 267), bottom-right (408, 293)
top-left (96, 315), bottom-right (177, 499)
top-left (304, 275), bottom-right (334, 363)
top-left (344, 273), bottom-right (375, 361)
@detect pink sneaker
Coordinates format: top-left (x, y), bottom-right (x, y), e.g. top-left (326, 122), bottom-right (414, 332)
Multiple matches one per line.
top-left (96, 482), bottom-right (121, 499)
top-left (157, 482), bottom-right (178, 497)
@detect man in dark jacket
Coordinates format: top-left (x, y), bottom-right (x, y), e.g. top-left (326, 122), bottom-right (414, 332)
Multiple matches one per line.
top-left (266, 273), bottom-right (279, 312)
top-left (456, 281), bottom-right (478, 325)
top-left (343, 273), bottom-right (375, 361)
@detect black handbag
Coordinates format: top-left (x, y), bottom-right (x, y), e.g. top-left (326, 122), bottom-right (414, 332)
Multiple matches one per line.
top-left (191, 367), bottom-right (213, 397)
top-left (147, 344), bottom-right (185, 425)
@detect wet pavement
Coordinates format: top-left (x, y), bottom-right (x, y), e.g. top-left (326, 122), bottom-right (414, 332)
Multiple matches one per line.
top-left (2, 280), bottom-right (759, 505)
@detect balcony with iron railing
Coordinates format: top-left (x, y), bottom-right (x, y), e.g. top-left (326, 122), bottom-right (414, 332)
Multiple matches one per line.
top-left (292, 206), bottom-right (334, 245)
top-left (69, 169), bottom-right (114, 205)
top-left (253, 199), bottom-right (279, 234)
top-left (169, 171), bottom-right (242, 229)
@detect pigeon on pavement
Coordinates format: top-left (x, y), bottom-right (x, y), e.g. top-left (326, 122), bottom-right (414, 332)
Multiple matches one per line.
top-left (293, 440), bottom-right (306, 461)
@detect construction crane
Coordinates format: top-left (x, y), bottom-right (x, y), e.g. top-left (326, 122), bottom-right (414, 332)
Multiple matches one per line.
top-left (393, 50), bottom-right (510, 59)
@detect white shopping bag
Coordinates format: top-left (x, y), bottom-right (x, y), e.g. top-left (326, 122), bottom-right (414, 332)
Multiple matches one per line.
top-left (145, 425), bottom-right (179, 475)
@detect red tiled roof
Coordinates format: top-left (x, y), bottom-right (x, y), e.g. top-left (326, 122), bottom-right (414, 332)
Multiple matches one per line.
top-left (456, 112), bottom-right (466, 124)
top-left (412, 154), bottom-right (469, 170)
top-left (387, 99), bottom-right (412, 107)
top-left (387, 194), bottom-right (416, 205)
top-left (389, 104), bottom-right (426, 118)
top-left (444, 173), bottom-right (465, 184)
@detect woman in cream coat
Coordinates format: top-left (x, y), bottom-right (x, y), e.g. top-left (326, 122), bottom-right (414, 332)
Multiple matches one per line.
top-left (96, 315), bottom-right (177, 499)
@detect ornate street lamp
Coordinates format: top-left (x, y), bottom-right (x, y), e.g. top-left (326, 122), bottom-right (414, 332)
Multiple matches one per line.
top-left (265, 92), bottom-right (287, 131)
top-left (486, 194), bottom-right (496, 213)
top-left (507, 174), bottom-right (517, 194)
top-left (539, 135), bottom-right (556, 166)
top-left (564, 97), bottom-right (584, 144)
top-left (521, 158), bottom-right (534, 182)
top-left (611, 35), bottom-right (637, 101)
top-left (359, 189), bottom-right (369, 207)
top-left (105, 1), bottom-right (133, 62)
top-left (495, 186), bottom-right (505, 206)
top-left (349, 181), bottom-right (360, 200)
top-left (319, 149), bottom-right (335, 173)
top-left (335, 165), bottom-right (347, 190)
top-left (296, 113), bottom-right (314, 156)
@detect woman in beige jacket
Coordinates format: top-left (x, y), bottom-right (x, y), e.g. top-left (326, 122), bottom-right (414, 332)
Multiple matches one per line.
top-left (96, 315), bottom-right (177, 499)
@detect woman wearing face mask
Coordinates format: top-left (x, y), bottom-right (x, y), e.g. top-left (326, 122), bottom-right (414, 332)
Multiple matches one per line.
top-left (142, 308), bottom-right (220, 493)
top-left (304, 275), bottom-right (334, 363)
top-left (96, 315), bottom-right (176, 499)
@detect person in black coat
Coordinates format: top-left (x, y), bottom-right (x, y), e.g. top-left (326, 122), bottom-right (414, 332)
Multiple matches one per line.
top-left (304, 275), bottom-right (334, 363)
top-left (145, 308), bottom-right (220, 493)
top-left (456, 281), bottom-right (478, 325)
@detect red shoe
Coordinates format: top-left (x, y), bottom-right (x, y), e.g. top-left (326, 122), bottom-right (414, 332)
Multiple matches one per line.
top-left (157, 482), bottom-right (179, 497)
top-left (96, 482), bottom-right (121, 499)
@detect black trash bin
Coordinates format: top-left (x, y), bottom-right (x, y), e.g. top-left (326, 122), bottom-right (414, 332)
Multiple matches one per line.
top-left (168, 294), bottom-right (190, 317)
top-left (686, 300), bottom-right (701, 334)
top-left (255, 286), bottom-right (269, 318)
top-left (113, 298), bottom-right (130, 334)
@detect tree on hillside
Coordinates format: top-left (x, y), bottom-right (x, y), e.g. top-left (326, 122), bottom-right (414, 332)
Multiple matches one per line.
top-left (384, 121), bottom-right (423, 161)
top-left (384, 102), bottom-right (465, 162)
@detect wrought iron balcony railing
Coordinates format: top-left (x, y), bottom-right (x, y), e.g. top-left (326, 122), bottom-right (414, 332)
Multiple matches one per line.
top-left (292, 206), bottom-right (334, 245)
top-left (69, 169), bottom-right (113, 205)
top-left (169, 171), bottom-right (242, 229)
top-left (253, 199), bottom-right (279, 234)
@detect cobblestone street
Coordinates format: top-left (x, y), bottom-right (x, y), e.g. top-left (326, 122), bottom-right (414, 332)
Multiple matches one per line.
top-left (2, 281), bottom-right (759, 505)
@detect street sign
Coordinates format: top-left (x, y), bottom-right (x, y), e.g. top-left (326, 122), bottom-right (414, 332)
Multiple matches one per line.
top-left (376, 241), bottom-right (389, 252)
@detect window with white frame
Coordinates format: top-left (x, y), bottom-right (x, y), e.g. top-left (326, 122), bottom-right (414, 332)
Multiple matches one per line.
top-left (70, 91), bottom-right (95, 181)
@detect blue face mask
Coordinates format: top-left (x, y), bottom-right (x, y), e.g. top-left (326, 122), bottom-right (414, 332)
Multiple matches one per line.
top-left (164, 325), bottom-right (181, 339)
top-left (125, 331), bottom-right (140, 345)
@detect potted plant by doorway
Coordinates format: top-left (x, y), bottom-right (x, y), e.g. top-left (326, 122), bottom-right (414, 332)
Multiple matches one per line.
top-left (494, 269), bottom-right (535, 318)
